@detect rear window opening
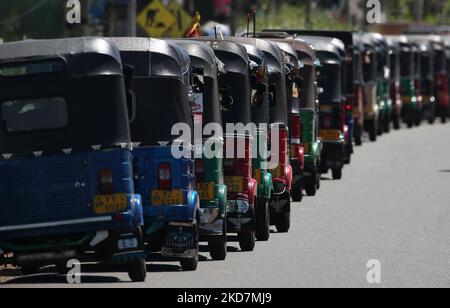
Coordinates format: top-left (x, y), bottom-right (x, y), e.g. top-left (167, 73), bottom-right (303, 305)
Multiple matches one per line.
top-left (1, 97), bottom-right (68, 133)
top-left (0, 59), bottom-right (65, 77)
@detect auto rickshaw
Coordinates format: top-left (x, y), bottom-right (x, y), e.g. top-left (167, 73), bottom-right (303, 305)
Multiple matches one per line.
top-left (193, 38), bottom-right (258, 251)
top-left (442, 36), bottom-right (450, 121)
top-left (170, 40), bottom-right (229, 259)
top-left (230, 34), bottom-right (294, 231)
top-left (407, 37), bottom-right (436, 124)
top-left (299, 36), bottom-right (346, 180)
top-left (386, 36), bottom-right (403, 130)
top-left (273, 30), bottom-right (362, 155)
top-left (110, 38), bottom-right (201, 271)
top-left (0, 38), bottom-right (146, 281)
top-left (253, 32), bottom-right (322, 196)
top-left (362, 35), bottom-right (380, 140)
top-left (386, 36), bottom-right (418, 128)
top-left (365, 33), bottom-right (393, 135)
top-left (429, 36), bottom-right (449, 123)
top-left (268, 41), bottom-right (306, 201)
top-left (222, 37), bottom-right (274, 240)
top-left (291, 39), bottom-right (323, 196)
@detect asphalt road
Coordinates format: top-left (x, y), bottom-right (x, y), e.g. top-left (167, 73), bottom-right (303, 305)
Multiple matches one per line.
top-left (1, 123), bottom-right (450, 288)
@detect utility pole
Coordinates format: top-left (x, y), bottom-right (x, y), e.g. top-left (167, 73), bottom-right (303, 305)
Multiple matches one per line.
top-left (305, 0), bottom-right (312, 29)
top-left (126, 0), bottom-right (137, 37)
top-left (414, 0), bottom-right (424, 22)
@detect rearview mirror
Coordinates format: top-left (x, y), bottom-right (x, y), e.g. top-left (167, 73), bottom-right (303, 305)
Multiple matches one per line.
top-left (122, 64), bottom-right (136, 123)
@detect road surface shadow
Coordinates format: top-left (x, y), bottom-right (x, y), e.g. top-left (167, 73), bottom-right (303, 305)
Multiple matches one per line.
top-left (2, 273), bottom-right (121, 285)
top-left (438, 169), bottom-right (450, 173)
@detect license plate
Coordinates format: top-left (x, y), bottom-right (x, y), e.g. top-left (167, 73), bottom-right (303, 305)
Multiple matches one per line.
top-left (94, 194), bottom-right (128, 215)
top-left (196, 183), bottom-right (215, 201)
top-left (320, 129), bottom-right (340, 141)
top-left (224, 176), bottom-right (244, 193)
top-left (152, 190), bottom-right (183, 206)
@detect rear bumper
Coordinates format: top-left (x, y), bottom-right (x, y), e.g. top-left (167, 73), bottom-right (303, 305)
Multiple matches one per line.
top-left (0, 211), bottom-right (139, 241)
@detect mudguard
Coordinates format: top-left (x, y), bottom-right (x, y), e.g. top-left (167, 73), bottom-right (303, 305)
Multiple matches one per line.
top-left (130, 194), bottom-right (144, 227)
top-left (187, 191), bottom-right (200, 222)
top-left (218, 184), bottom-right (227, 217)
top-left (311, 141), bottom-right (321, 166)
top-left (262, 172), bottom-right (273, 200)
top-left (285, 165), bottom-right (293, 192)
top-left (248, 179), bottom-right (258, 206)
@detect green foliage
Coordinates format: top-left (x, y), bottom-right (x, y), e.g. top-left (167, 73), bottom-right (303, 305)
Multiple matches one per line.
top-left (0, 0), bottom-right (65, 42)
top-left (234, 2), bottom-right (348, 32)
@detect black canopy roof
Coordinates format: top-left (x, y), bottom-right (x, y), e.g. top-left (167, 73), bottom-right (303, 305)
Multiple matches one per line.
top-left (110, 37), bottom-right (193, 146)
top-left (229, 37), bottom-right (289, 126)
top-left (191, 38), bottom-right (252, 126)
top-left (109, 37), bottom-right (190, 78)
top-left (0, 37), bottom-right (130, 156)
top-left (171, 39), bottom-right (223, 127)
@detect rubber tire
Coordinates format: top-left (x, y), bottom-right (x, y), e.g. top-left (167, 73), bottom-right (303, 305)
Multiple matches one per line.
top-left (256, 199), bottom-right (270, 242)
top-left (355, 137), bottom-right (362, 146)
top-left (369, 123), bottom-right (377, 142)
top-left (275, 206), bottom-right (291, 233)
top-left (305, 174), bottom-right (317, 197)
top-left (180, 224), bottom-right (200, 271)
top-left (238, 229), bottom-right (256, 252)
top-left (128, 256), bottom-right (147, 282)
top-left (393, 115), bottom-right (400, 130)
top-left (290, 182), bottom-right (303, 202)
top-left (332, 168), bottom-right (343, 180)
top-left (208, 220), bottom-right (227, 261)
top-left (441, 116), bottom-right (447, 124)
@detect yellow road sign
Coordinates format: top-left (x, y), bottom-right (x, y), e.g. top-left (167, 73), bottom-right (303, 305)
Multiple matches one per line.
top-left (137, 0), bottom-right (176, 37)
top-left (166, 0), bottom-right (193, 37)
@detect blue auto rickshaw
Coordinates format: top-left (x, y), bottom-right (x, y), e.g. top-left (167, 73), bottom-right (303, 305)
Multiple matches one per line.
top-left (0, 38), bottom-right (146, 282)
top-left (109, 38), bottom-right (200, 271)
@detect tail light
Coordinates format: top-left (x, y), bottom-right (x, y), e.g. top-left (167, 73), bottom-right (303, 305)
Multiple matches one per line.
top-left (290, 114), bottom-right (301, 143)
top-left (98, 169), bottom-right (115, 195)
top-left (158, 163), bottom-right (172, 190)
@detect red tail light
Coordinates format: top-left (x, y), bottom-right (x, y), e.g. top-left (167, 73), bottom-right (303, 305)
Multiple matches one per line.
top-left (291, 114), bottom-right (301, 142)
top-left (158, 163), bottom-right (172, 190)
top-left (99, 169), bottom-right (115, 195)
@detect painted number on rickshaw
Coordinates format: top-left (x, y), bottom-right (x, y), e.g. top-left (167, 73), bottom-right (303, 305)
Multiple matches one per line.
top-left (94, 194), bottom-right (128, 215)
top-left (152, 190), bottom-right (184, 206)
top-left (196, 183), bottom-right (215, 201)
top-left (224, 176), bottom-right (244, 193)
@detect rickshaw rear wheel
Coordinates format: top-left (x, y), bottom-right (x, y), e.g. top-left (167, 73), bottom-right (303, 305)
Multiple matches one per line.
top-left (332, 168), bottom-right (343, 180)
top-left (290, 183), bottom-right (303, 202)
top-left (393, 116), bottom-right (400, 130)
top-left (209, 220), bottom-right (227, 261)
top-left (441, 116), bottom-right (447, 124)
top-left (238, 227), bottom-right (256, 252)
top-left (305, 174), bottom-right (317, 196)
top-left (275, 208), bottom-right (291, 233)
top-left (180, 223), bottom-right (200, 271)
top-left (256, 198), bottom-right (270, 241)
top-left (355, 137), bottom-right (362, 146)
top-left (128, 256), bottom-right (147, 282)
